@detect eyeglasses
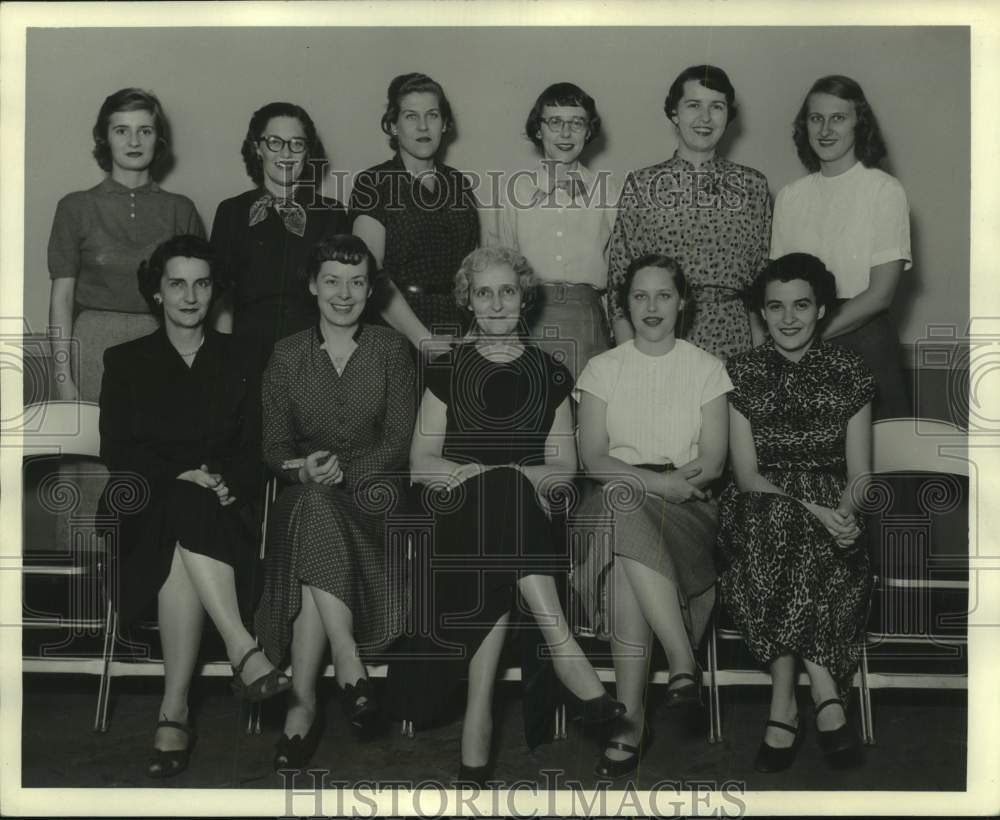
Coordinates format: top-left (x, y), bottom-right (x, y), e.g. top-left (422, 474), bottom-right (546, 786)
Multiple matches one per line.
top-left (258, 135), bottom-right (308, 154)
top-left (540, 116), bottom-right (589, 134)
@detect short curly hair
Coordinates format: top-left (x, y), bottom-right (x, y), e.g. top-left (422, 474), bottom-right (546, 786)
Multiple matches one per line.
top-left (664, 65), bottom-right (738, 127)
top-left (240, 101), bottom-right (327, 187)
top-left (524, 82), bottom-right (602, 150)
top-left (305, 234), bottom-right (389, 311)
top-left (136, 234), bottom-right (220, 318)
top-left (380, 73), bottom-right (454, 152)
top-left (92, 88), bottom-right (171, 177)
top-left (792, 75), bottom-right (887, 172)
top-left (749, 253), bottom-right (838, 321)
top-left (453, 246), bottom-right (539, 318)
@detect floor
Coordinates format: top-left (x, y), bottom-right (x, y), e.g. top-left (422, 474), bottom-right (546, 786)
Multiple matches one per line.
top-left (20, 674), bottom-right (966, 793)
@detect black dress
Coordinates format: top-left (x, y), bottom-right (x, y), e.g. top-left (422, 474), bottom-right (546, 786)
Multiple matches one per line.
top-left (386, 343), bottom-right (573, 743)
top-left (210, 186), bottom-right (350, 368)
top-left (716, 341), bottom-right (876, 697)
top-left (98, 329), bottom-right (261, 628)
top-left (349, 155), bottom-right (479, 334)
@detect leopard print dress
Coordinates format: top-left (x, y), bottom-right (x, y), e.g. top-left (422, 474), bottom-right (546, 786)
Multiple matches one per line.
top-left (716, 340), bottom-right (876, 695)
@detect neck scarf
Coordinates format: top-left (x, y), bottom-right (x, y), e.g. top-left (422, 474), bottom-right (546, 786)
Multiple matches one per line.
top-left (248, 192), bottom-right (307, 237)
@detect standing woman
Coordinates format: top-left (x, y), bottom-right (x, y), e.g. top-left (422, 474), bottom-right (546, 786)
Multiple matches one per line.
top-left (48, 87), bottom-right (205, 401)
top-left (254, 235), bottom-right (415, 771)
top-left (351, 72), bottom-right (480, 355)
top-left (770, 75), bottom-right (911, 419)
top-left (717, 253), bottom-right (874, 771)
top-left (99, 234), bottom-right (289, 779)
top-left (492, 82), bottom-right (618, 377)
top-left (608, 65), bottom-right (771, 362)
top-left (210, 102), bottom-right (350, 369)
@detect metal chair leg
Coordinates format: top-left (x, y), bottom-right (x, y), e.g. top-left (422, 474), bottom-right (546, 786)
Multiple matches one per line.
top-left (858, 639), bottom-right (874, 746)
top-left (245, 702), bottom-right (262, 735)
top-left (707, 617), bottom-right (722, 743)
top-left (401, 719), bottom-right (414, 738)
top-left (553, 702), bottom-right (567, 740)
top-left (93, 600), bottom-right (116, 732)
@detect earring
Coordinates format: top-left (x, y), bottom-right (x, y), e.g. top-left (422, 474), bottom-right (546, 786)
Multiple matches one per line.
top-left (153, 295), bottom-right (163, 304)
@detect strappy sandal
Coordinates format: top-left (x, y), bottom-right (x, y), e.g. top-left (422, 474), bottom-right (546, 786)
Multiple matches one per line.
top-left (664, 667), bottom-right (703, 708)
top-left (230, 646), bottom-right (291, 703)
top-left (146, 720), bottom-right (196, 779)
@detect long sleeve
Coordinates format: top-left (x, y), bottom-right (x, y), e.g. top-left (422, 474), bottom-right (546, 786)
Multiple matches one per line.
top-left (260, 344), bottom-right (302, 484)
top-left (98, 347), bottom-right (191, 491)
top-left (211, 367), bottom-right (263, 504)
top-left (340, 335), bottom-right (416, 488)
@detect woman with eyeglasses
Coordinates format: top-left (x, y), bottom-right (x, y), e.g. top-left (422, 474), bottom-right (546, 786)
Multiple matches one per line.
top-left (608, 65), bottom-right (772, 363)
top-left (491, 82), bottom-right (618, 377)
top-left (770, 76), bottom-right (910, 419)
top-left (351, 73), bottom-right (480, 359)
top-left (47, 87), bottom-right (205, 402)
top-left (210, 102), bottom-right (350, 368)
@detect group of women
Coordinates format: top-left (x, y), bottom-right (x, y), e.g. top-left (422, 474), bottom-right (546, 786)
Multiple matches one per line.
top-left (49, 64), bottom-right (911, 783)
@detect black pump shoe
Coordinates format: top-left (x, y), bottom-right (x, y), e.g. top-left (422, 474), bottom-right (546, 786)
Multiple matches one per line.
top-left (815, 698), bottom-right (862, 767)
top-left (664, 667), bottom-right (703, 708)
top-left (594, 721), bottom-right (653, 780)
top-left (340, 678), bottom-right (380, 738)
top-left (567, 691), bottom-right (627, 726)
top-left (147, 720), bottom-right (196, 779)
top-left (753, 718), bottom-right (803, 773)
top-left (274, 709), bottom-right (324, 772)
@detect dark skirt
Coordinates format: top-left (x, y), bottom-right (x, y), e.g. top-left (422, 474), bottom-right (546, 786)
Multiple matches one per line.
top-left (254, 481), bottom-right (406, 668)
top-left (386, 466), bottom-right (567, 737)
top-left (716, 469), bottom-right (873, 698)
top-left (571, 480), bottom-right (718, 645)
top-left (829, 308), bottom-right (910, 420)
top-left (104, 479), bottom-right (256, 629)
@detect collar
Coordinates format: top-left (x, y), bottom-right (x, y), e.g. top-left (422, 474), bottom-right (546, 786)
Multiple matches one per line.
top-left (313, 321), bottom-right (366, 345)
top-left (390, 152), bottom-right (440, 182)
top-left (254, 184), bottom-right (318, 205)
top-left (98, 176), bottom-right (160, 195)
top-left (764, 335), bottom-right (825, 366)
top-left (668, 151), bottom-right (725, 173)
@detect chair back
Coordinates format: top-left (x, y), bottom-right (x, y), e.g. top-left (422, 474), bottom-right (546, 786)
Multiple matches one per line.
top-left (871, 417), bottom-right (967, 477)
top-left (19, 401), bottom-right (101, 459)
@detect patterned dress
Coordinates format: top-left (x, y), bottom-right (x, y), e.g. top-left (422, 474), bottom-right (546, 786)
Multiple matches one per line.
top-left (254, 324), bottom-right (416, 666)
top-left (350, 154), bottom-right (480, 335)
top-left (716, 341), bottom-right (876, 695)
top-left (608, 153), bottom-right (771, 362)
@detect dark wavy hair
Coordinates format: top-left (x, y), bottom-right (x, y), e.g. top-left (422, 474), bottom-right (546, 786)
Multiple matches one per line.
top-left (306, 234), bottom-right (388, 310)
top-left (380, 73), bottom-right (454, 152)
top-left (749, 253), bottom-right (838, 325)
top-left (92, 88), bottom-right (171, 177)
top-left (792, 75), bottom-right (887, 172)
top-left (616, 253), bottom-right (689, 323)
top-left (664, 65), bottom-right (738, 127)
top-left (136, 234), bottom-right (219, 318)
top-left (240, 101), bottom-right (327, 187)
top-left (524, 82), bottom-right (602, 149)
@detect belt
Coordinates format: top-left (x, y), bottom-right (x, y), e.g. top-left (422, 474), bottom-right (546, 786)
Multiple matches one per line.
top-left (635, 462), bottom-right (675, 473)
top-left (542, 282), bottom-right (604, 303)
top-left (399, 282), bottom-right (453, 297)
top-left (689, 283), bottom-right (747, 303)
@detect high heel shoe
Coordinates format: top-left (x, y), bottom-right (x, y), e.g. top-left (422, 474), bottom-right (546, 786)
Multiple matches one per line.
top-left (230, 646), bottom-right (291, 703)
top-left (274, 709), bottom-right (324, 772)
top-left (594, 720), bottom-right (654, 780)
top-left (456, 762), bottom-right (493, 789)
top-left (753, 718), bottom-right (803, 773)
top-left (146, 720), bottom-right (196, 779)
top-left (815, 698), bottom-right (862, 767)
top-left (565, 690), bottom-right (627, 726)
top-left (340, 677), bottom-right (380, 738)
top-left (664, 665), bottom-right (703, 708)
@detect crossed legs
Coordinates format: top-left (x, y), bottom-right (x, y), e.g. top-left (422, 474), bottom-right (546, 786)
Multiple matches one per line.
top-left (764, 653), bottom-right (846, 747)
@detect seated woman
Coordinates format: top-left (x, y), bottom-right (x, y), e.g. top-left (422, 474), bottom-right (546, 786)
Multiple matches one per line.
top-left (717, 253), bottom-right (874, 772)
top-left (394, 246), bottom-right (625, 786)
top-left (254, 234), bottom-right (416, 771)
top-left (572, 253), bottom-right (732, 779)
top-left (99, 234), bottom-right (289, 780)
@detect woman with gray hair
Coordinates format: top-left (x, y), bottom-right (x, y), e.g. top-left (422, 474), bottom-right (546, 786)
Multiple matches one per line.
top-left (388, 245), bottom-right (624, 786)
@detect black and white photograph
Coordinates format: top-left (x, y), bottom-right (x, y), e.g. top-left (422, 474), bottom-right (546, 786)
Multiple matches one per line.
top-left (1, 1), bottom-right (996, 816)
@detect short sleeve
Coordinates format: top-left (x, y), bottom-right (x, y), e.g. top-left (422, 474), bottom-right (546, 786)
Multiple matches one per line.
top-left (847, 355), bottom-right (877, 417)
top-left (769, 186), bottom-right (790, 261)
top-left (869, 178), bottom-right (912, 270)
top-left (181, 197), bottom-right (206, 239)
top-left (47, 195), bottom-right (83, 280)
top-left (725, 353), bottom-right (755, 419)
top-left (573, 353), bottom-right (613, 404)
top-left (545, 354), bottom-right (574, 410)
top-left (421, 351), bottom-right (453, 406)
top-left (349, 169), bottom-right (387, 228)
top-left (700, 356), bottom-right (734, 406)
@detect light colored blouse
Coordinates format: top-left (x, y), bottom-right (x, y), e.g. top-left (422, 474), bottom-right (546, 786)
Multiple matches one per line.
top-left (574, 339), bottom-right (732, 467)
top-left (493, 163), bottom-right (618, 289)
top-left (770, 161), bottom-right (911, 298)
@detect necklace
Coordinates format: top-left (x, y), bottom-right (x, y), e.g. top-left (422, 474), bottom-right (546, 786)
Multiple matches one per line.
top-left (174, 336), bottom-right (205, 358)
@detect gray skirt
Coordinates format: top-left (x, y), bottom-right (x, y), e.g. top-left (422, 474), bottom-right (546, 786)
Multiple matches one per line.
top-left (530, 284), bottom-right (610, 379)
top-left (571, 480), bottom-right (718, 643)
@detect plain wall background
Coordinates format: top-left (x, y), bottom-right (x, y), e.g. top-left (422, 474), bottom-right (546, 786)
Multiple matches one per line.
top-left (23, 26), bottom-right (968, 345)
